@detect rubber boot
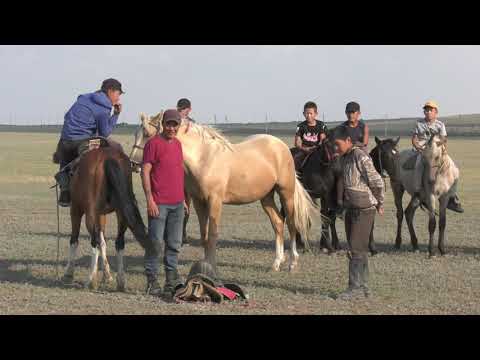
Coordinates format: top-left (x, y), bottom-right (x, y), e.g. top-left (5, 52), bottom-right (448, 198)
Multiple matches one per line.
top-left (164, 270), bottom-right (183, 300)
top-left (359, 255), bottom-right (371, 298)
top-left (447, 194), bottom-right (464, 213)
top-left (337, 256), bottom-right (365, 301)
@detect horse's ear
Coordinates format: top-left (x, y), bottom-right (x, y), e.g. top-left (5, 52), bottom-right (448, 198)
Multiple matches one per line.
top-left (394, 136), bottom-right (400, 146)
top-left (375, 136), bottom-right (381, 145)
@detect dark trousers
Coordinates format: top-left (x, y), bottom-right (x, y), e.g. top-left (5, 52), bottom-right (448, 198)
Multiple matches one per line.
top-left (55, 137), bottom-right (124, 169)
top-left (345, 207), bottom-right (376, 259)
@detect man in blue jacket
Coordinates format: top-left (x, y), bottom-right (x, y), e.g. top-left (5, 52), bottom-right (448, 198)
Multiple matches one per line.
top-left (54, 78), bottom-right (124, 206)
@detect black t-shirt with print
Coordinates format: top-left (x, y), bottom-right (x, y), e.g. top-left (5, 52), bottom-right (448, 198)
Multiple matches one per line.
top-left (295, 120), bottom-right (328, 147)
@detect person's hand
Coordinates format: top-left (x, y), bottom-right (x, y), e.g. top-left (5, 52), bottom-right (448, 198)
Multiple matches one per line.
top-left (113, 103), bottom-right (122, 115)
top-left (147, 198), bottom-right (159, 218)
top-left (184, 200), bottom-right (190, 215)
top-left (377, 205), bottom-right (384, 216)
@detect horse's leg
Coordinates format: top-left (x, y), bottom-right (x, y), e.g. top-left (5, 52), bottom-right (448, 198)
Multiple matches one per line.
top-left (192, 197), bottom-right (209, 247)
top-left (279, 190), bottom-right (300, 272)
top-left (85, 211), bottom-right (100, 290)
top-left (404, 196), bottom-right (421, 252)
top-left (115, 210), bottom-right (128, 292)
top-left (438, 196), bottom-right (448, 256)
top-left (392, 182), bottom-right (405, 249)
top-left (428, 209), bottom-right (437, 258)
top-left (330, 212), bottom-right (341, 250)
top-left (98, 214), bottom-right (113, 284)
top-left (205, 197), bottom-right (223, 274)
top-left (260, 192), bottom-right (286, 272)
top-left (63, 204), bottom-right (83, 282)
top-left (320, 198), bottom-right (333, 254)
top-left (182, 191), bottom-right (191, 245)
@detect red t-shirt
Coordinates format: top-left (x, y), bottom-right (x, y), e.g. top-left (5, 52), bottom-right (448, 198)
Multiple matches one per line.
top-left (142, 135), bottom-right (184, 205)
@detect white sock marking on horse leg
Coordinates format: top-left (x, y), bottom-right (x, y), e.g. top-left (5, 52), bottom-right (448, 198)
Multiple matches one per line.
top-left (99, 232), bottom-right (112, 282)
top-left (273, 233), bottom-right (285, 271)
top-left (289, 233), bottom-right (299, 271)
top-left (87, 246), bottom-right (99, 285)
top-left (64, 242), bottom-right (78, 277)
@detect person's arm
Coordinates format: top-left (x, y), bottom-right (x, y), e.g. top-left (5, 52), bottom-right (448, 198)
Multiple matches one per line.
top-left (294, 135), bottom-right (304, 150)
top-left (97, 109), bottom-right (119, 138)
top-left (411, 123), bottom-right (423, 151)
top-left (141, 141), bottom-right (159, 217)
top-left (360, 154), bottom-right (385, 214)
top-left (363, 123), bottom-right (369, 147)
top-left (141, 163), bottom-right (159, 218)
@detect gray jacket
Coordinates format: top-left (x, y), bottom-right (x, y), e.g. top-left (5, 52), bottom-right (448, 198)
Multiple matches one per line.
top-left (341, 147), bottom-right (385, 209)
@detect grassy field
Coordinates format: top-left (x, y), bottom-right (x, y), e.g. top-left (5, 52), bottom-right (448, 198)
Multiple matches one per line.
top-left (0, 132), bottom-right (479, 314)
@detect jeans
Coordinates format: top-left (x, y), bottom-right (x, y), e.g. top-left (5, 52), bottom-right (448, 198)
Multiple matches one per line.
top-left (144, 202), bottom-right (185, 277)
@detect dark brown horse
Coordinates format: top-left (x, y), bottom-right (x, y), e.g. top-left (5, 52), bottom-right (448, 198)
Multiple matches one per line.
top-left (61, 144), bottom-right (152, 290)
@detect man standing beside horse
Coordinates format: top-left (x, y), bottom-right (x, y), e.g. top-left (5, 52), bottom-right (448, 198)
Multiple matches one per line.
top-left (409, 101), bottom-right (463, 213)
top-left (142, 109), bottom-right (185, 299)
top-left (333, 125), bottom-right (385, 300)
top-left (54, 78), bottom-right (125, 207)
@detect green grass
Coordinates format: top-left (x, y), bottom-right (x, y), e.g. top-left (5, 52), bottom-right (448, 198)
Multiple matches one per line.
top-left (0, 132), bottom-right (479, 314)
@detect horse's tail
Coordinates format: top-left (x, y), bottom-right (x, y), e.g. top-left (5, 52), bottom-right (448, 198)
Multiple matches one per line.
top-left (104, 158), bottom-right (150, 250)
top-left (293, 175), bottom-right (319, 248)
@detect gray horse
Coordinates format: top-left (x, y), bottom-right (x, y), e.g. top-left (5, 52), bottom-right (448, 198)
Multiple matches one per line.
top-left (370, 134), bottom-right (460, 256)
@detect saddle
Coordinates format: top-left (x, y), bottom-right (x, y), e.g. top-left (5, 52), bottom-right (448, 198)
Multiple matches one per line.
top-left (174, 260), bottom-right (248, 304)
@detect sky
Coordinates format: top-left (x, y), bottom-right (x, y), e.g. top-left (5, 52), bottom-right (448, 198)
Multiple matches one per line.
top-left (1, 45), bottom-right (479, 125)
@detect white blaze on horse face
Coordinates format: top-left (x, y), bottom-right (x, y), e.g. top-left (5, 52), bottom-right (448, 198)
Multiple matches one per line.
top-left (392, 149), bottom-right (397, 155)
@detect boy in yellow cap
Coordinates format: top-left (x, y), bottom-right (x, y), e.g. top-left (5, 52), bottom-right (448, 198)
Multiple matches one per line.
top-left (410, 101), bottom-right (463, 213)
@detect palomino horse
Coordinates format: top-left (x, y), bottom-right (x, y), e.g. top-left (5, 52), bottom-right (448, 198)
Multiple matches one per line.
top-left (130, 112), bottom-right (319, 273)
top-left (62, 144), bottom-right (153, 290)
top-left (370, 134), bottom-right (460, 256)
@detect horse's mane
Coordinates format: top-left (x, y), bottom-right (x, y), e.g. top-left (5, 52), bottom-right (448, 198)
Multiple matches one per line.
top-left (188, 122), bottom-right (235, 152)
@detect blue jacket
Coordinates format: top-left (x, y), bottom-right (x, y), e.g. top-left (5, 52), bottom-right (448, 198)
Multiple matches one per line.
top-left (61, 91), bottom-right (119, 141)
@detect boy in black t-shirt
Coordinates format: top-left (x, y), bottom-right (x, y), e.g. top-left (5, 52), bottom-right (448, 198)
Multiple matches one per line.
top-left (292, 101), bottom-right (328, 170)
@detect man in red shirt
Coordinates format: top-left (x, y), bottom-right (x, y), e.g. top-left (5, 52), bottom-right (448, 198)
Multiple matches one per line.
top-left (142, 109), bottom-right (185, 298)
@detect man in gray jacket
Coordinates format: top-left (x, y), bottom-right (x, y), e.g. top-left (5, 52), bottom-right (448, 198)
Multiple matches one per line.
top-left (333, 125), bottom-right (385, 300)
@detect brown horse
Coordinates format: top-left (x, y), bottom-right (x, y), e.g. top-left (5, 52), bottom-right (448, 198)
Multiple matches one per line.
top-left (130, 112), bottom-right (319, 274)
top-left (61, 144), bottom-right (152, 290)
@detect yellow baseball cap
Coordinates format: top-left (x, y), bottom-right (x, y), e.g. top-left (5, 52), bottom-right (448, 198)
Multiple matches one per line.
top-left (423, 100), bottom-right (439, 110)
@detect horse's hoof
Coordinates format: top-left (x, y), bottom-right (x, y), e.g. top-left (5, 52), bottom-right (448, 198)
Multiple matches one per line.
top-left (116, 283), bottom-right (126, 292)
top-left (102, 274), bottom-right (114, 284)
top-left (370, 251), bottom-right (378, 256)
top-left (86, 279), bottom-right (99, 290)
top-left (288, 264), bottom-right (299, 273)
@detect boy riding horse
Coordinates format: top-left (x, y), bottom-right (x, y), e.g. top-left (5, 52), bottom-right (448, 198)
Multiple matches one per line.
top-left (408, 101), bottom-right (463, 213)
top-left (292, 101), bottom-right (328, 171)
top-left (53, 78), bottom-right (125, 207)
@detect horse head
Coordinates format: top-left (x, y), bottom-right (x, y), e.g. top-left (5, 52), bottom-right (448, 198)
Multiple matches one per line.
top-left (423, 132), bottom-right (447, 184)
top-left (370, 136), bottom-right (400, 178)
top-left (128, 112), bottom-right (164, 172)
